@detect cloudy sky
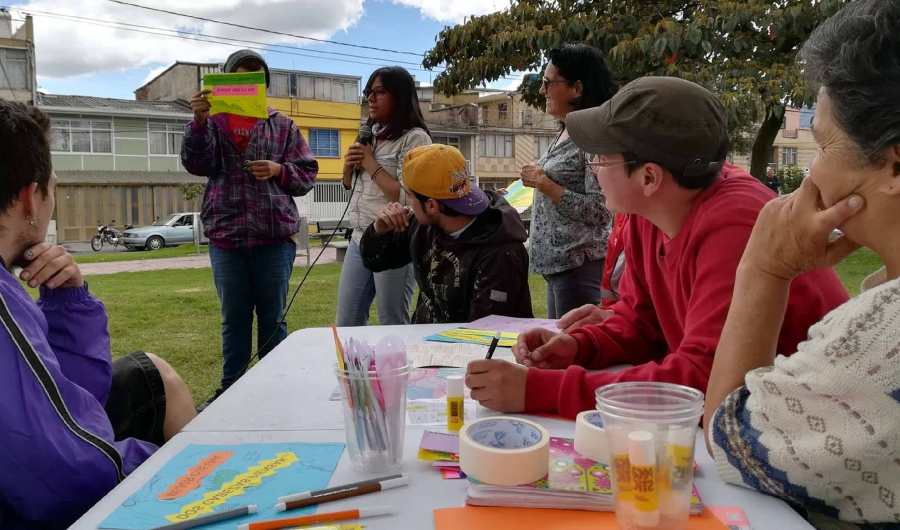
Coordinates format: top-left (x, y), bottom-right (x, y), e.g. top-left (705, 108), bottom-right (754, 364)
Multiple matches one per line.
top-left (10, 0), bottom-right (526, 99)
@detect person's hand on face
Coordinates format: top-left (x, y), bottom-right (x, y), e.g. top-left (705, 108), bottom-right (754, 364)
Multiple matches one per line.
top-left (374, 202), bottom-right (410, 235)
top-left (465, 360), bottom-right (528, 413)
top-left (18, 243), bottom-right (84, 290)
top-left (740, 177), bottom-right (864, 281)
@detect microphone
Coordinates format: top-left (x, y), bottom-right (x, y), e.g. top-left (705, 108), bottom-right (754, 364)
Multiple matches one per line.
top-left (354, 125), bottom-right (374, 180)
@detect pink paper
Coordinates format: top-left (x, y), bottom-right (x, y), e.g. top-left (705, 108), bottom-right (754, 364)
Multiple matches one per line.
top-left (420, 430), bottom-right (461, 454)
top-left (708, 506), bottom-right (751, 528)
top-left (212, 85), bottom-right (259, 96)
top-left (466, 315), bottom-right (559, 334)
top-left (441, 469), bottom-right (466, 480)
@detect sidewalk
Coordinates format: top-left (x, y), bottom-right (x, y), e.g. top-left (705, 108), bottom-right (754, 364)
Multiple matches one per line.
top-left (79, 247), bottom-right (339, 276)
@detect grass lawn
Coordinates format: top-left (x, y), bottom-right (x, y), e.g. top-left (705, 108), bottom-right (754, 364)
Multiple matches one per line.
top-left (74, 247), bottom-right (883, 405)
top-left (74, 244), bottom-right (209, 264)
top-left (73, 239), bottom-right (339, 265)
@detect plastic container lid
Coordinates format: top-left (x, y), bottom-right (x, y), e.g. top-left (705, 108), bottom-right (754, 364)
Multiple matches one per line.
top-left (447, 375), bottom-right (464, 397)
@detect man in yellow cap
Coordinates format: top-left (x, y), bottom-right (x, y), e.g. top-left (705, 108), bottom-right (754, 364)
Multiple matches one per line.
top-left (359, 144), bottom-right (533, 323)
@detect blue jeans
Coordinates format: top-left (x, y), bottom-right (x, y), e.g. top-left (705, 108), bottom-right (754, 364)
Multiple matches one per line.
top-left (543, 259), bottom-right (605, 319)
top-left (209, 241), bottom-right (296, 388)
top-left (336, 240), bottom-right (415, 326)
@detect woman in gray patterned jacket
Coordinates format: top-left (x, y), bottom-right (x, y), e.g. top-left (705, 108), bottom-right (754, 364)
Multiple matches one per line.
top-left (520, 44), bottom-right (617, 319)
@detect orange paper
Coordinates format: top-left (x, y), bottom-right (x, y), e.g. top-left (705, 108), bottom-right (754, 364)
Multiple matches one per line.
top-left (434, 507), bottom-right (729, 530)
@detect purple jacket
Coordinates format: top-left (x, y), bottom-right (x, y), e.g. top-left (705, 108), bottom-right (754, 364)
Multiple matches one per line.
top-left (0, 270), bottom-right (155, 528)
top-left (181, 108), bottom-right (318, 248)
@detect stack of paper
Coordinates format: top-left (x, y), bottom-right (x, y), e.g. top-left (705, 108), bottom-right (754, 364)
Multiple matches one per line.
top-left (466, 437), bottom-right (704, 514)
top-left (419, 431), bottom-right (466, 480)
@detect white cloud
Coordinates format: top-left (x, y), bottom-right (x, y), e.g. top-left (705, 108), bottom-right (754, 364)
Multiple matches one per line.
top-left (141, 65), bottom-right (170, 86)
top-left (487, 72), bottom-right (533, 92)
top-left (388, 0), bottom-right (507, 24)
top-left (14, 0), bottom-right (365, 79)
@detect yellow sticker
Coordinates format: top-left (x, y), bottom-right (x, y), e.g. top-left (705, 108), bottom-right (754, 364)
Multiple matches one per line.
top-left (164, 452), bottom-right (298, 522)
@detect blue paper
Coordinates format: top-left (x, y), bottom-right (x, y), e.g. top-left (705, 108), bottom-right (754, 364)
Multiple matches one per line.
top-left (100, 443), bottom-right (345, 529)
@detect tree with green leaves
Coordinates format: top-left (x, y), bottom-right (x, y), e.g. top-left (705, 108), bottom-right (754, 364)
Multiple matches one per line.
top-left (423, 0), bottom-right (847, 179)
top-left (178, 183), bottom-right (205, 211)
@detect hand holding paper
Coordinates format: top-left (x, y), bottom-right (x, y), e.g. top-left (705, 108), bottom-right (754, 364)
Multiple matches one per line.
top-left (190, 89), bottom-right (212, 126)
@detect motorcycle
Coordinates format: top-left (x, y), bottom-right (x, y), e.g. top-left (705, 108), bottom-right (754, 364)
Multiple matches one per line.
top-left (91, 220), bottom-right (133, 251)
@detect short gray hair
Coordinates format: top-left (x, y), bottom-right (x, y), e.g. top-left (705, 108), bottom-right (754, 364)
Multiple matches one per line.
top-left (798, 0), bottom-right (900, 166)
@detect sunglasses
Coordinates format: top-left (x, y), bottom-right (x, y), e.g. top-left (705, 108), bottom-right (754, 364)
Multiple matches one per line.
top-left (541, 78), bottom-right (570, 90)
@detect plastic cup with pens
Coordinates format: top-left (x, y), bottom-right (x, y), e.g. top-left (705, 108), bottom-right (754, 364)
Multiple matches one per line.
top-left (595, 382), bottom-right (705, 530)
top-left (333, 336), bottom-right (412, 473)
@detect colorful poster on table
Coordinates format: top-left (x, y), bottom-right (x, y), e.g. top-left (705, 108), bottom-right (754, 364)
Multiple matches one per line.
top-left (202, 72), bottom-right (268, 119)
top-left (99, 443), bottom-right (344, 530)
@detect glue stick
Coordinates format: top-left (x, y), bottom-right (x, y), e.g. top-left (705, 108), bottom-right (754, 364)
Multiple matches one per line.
top-left (447, 376), bottom-right (464, 432)
top-left (609, 432), bottom-right (634, 508)
top-left (660, 426), bottom-right (694, 521)
top-left (628, 430), bottom-right (659, 528)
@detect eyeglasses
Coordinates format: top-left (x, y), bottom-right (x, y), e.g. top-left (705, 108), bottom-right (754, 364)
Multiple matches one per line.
top-left (363, 87), bottom-right (388, 101)
top-left (585, 152), bottom-right (638, 170)
top-left (541, 78), bottom-right (569, 90)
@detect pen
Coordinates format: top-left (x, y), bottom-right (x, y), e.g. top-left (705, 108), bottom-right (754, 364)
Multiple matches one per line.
top-left (238, 505), bottom-right (393, 530)
top-left (485, 331), bottom-right (501, 359)
top-left (275, 475), bottom-right (409, 512)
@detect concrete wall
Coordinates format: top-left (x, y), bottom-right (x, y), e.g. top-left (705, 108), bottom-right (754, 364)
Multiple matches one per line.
top-left (140, 64), bottom-right (199, 102)
top-left (48, 113), bottom-right (191, 172)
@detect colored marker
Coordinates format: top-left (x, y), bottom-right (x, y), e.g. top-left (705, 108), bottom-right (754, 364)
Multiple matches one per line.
top-left (276, 473), bottom-right (406, 504)
top-left (237, 505), bottom-right (393, 530)
top-left (485, 331), bottom-right (502, 359)
top-left (275, 476), bottom-right (409, 512)
top-left (150, 504), bottom-right (257, 530)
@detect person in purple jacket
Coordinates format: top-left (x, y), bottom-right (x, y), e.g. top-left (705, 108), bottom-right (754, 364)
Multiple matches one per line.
top-left (182, 50), bottom-right (319, 410)
top-left (0, 101), bottom-right (197, 528)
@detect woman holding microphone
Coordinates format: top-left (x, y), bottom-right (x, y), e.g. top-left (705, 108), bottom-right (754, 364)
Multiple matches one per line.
top-left (336, 66), bottom-right (432, 326)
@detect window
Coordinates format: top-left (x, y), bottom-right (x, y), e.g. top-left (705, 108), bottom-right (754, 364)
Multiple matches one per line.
top-left (480, 134), bottom-right (514, 158)
top-left (149, 123), bottom-right (184, 155)
top-left (268, 73), bottom-right (293, 97)
top-left (498, 103), bottom-right (508, 120)
top-left (308, 129), bottom-right (340, 158)
top-left (50, 119), bottom-right (112, 153)
top-left (433, 136), bottom-right (461, 149)
top-left (782, 147), bottom-right (798, 166)
top-left (534, 136), bottom-right (553, 159)
top-left (0, 48), bottom-right (28, 90)
top-left (267, 73), bottom-right (359, 103)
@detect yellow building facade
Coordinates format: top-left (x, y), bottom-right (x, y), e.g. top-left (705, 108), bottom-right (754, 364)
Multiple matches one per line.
top-left (265, 69), bottom-right (362, 181)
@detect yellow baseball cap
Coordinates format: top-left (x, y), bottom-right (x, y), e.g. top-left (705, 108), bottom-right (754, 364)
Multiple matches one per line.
top-left (402, 144), bottom-right (489, 216)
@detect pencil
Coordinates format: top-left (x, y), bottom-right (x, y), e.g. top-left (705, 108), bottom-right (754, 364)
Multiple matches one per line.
top-left (150, 504), bottom-right (257, 530)
top-left (275, 475), bottom-right (409, 512)
top-left (237, 505), bottom-right (393, 530)
top-left (485, 331), bottom-right (502, 359)
top-left (276, 473), bottom-right (406, 504)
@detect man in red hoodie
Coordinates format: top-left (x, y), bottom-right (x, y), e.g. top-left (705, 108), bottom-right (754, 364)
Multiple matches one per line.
top-left (465, 77), bottom-right (849, 418)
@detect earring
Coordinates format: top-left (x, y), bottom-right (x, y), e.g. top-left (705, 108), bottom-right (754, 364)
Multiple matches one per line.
top-left (27, 218), bottom-right (36, 226)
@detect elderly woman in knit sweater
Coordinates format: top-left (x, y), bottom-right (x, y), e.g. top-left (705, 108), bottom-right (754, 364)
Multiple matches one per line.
top-left (704, 1), bottom-right (900, 528)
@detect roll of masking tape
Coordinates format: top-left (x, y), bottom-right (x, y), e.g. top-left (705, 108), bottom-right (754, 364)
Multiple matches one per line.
top-left (459, 417), bottom-right (551, 486)
top-left (575, 410), bottom-right (610, 464)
